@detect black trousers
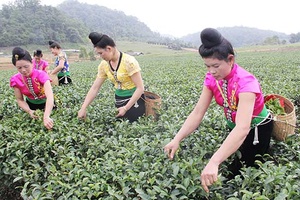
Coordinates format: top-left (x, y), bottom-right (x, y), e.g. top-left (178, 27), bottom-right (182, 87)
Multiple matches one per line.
top-left (26, 99), bottom-right (57, 111)
top-left (227, 119), bottom-right (273, 178)
top-left (115, 94), bottom-right (145, 123)
top-left (26, 99), bottom-right (46, 110)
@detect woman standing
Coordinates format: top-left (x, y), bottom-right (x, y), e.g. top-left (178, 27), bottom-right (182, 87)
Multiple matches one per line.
top-left (164, 28), bottom-right (273, 193)
top-left (78, 32), bottom-right (145, 122)
top-left (48, 40), bottom-right (72, 85)
top-left (10, 47), bottom-right (54, 130)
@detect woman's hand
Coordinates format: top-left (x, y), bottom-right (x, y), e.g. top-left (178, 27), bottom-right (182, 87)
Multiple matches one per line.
top-left (200, 160), bottom-right (219, 193)
top-left (116, 106), bottom-right (127, 117)
top-left (43, 116), bottom-right (54, 130)
top-left (163, 139), bottom-right (180, 160)
top-left (28, 110), bottom-right (38, 119)
top-left (78, 108), bottom-right (87, 120)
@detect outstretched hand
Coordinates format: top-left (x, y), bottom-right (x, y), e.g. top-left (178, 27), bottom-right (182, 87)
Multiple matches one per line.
top-left (43, 117), bottom-right (54, 130)
top-left (201, 161), bottom-right (219, 193)
top-left (163, 139), bottom-right (180, 160)
top-left (28, 110), bottom-right (38, 119)
top-left (78, 108), bottom-right (87, 120)
top-left (116, 106), bottom-right (127, 118)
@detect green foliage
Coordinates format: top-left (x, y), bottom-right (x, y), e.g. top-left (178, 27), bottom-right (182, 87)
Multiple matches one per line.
top-left (2, 0), bottom-right (297, 49)
top-left (88, 51), bottom-right (96, 61)
top-left (0, 0), bottom-right (178, 47)
top-left (0, 0), bottom-right (88, 46)
top-left (78, 47), bottom-right (88, 59)
top-left (263, 36), bottom-right (282, 45)
top-left (265, 98), bottom-right (286, 115)
top-left (0, 44), bottom-right (300, 199)
top-left (289, 33), bottom-right (300, 43)
top-left (57, 0), bottom-right (156, 42)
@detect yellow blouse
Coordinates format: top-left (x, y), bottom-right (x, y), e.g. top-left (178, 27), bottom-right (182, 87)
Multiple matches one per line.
top-left (97, 53), bottom-right (141, 90)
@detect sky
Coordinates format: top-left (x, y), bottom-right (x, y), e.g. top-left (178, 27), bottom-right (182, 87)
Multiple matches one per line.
top-left (1, 0), bottom-right (299, 38)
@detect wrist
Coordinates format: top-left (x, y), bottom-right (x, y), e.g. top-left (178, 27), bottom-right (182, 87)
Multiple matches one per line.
top-left (210, 156), bottom-right (222, 166)
top-left (123, 106), bottom-right (128, 112)
top-left (172, 137), bottom-right (181, 144)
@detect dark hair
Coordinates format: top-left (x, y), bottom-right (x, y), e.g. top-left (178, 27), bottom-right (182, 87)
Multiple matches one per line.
top-left (12, 47), bottom-right (32, 66)
top-left (198, 28), bottom-right (234, 61)
top-left (88, 32), bottom-right (116, 48)
top-left (33, 49), bottom-right (43, 57)
top-left (49, 40), bottom-right (61, 49)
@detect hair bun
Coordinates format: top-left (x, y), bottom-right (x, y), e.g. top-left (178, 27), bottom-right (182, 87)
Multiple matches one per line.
top-left (48, 40), bottom-right (54, 45)
top-left (34, 49), bottom-right (42, 56)
top-left (89, 32), bottom-right (103, 45)
top-left (200, 28), bottom-right (223, 48)
top-left (12, 47), bottom-right (26, 58)
top-left (12, 47), bottom-right (32, 65)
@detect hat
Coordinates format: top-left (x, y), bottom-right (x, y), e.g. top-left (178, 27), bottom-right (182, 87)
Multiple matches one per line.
top-left (200, 28), bottom-right (224, 48)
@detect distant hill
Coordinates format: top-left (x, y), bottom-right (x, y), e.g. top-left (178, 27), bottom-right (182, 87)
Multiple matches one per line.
top-left (0, 0), bottom-right (89, 46)
top-left (180, 26), bottom-right (290, 48)
top-left (57, 0), bottom-right (160, 41)
top-left (0, 0), bottom-right (295, 48)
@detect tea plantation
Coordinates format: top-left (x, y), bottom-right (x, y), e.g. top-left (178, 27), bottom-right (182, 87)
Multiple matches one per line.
top-left (0, 43), bottom-right (299, 199)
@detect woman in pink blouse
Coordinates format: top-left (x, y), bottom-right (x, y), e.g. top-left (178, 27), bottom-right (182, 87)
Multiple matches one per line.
top-left (164, 28), bottom-right (273, 193)
top-left (10, 47), bottom-right (54, 130)
top-left (32, 49), bottom-right (49, 72)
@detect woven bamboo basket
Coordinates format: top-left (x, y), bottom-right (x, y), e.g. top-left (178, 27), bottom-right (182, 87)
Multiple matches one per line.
top-left (144, 91), bottom-right (162, 119)
top-left (264, 94), bottom-right (296, 141)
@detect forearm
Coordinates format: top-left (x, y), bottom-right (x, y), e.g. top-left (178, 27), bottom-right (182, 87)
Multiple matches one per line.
top-left (209, 92), bottom-right (256, 165)
top-left (51, 66), bottom-right (63, 74)
top-left (17, 99), bottom-right (32, 113)
top-left (173, 111), bottom-right (204, 142)
top-left (44, 96), bottom-right (54, 119)
top-left (124, 87), bottom-right (144, 110)
top-left (174, 87), bottom-right (212, 143)
top-left (81, 88), bottom-right (99, 110)
top-left (210, 126), bottom-right (249, 165)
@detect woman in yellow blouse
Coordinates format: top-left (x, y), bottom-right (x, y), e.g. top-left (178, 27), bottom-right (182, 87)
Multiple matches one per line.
top-left (78, 32), bottom-right (145, 122)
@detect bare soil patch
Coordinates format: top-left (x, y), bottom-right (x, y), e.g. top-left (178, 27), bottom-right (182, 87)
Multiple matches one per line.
top-left (0, 53), bottom-right (81, 71)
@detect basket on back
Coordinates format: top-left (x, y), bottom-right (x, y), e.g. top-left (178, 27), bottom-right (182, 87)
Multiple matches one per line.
top-left (264, 94), bottom-right (296, 141)
top-left (144, 91), bottom-right (162, 120)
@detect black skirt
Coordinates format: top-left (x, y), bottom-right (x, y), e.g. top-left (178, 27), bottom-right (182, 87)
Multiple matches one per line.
top-left (115, 94), bottom-right (145, 122)
top-left (227, 117), bottom-right (273, 178)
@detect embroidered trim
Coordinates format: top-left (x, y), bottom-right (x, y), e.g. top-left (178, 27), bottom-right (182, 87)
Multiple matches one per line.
top-left (216, 80), bottom-right (238, 122)
top-left (22, 76), bottom-right (39, 99)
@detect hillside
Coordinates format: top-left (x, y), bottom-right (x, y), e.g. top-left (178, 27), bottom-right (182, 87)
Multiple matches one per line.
top-left (0, 0), bottom-right (298, 48)
top-left (181, 26), bottom-right (290, 47)
top-left (0, 0), bottom-right (89, 46)
top-left (57, 0), bottom-right (160, 42)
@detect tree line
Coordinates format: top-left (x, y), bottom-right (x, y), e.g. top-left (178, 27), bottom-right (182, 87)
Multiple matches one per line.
top-left (1, 0), bottom-right (300, 48)
top-left (0, 0), bottom-right (178, 47)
